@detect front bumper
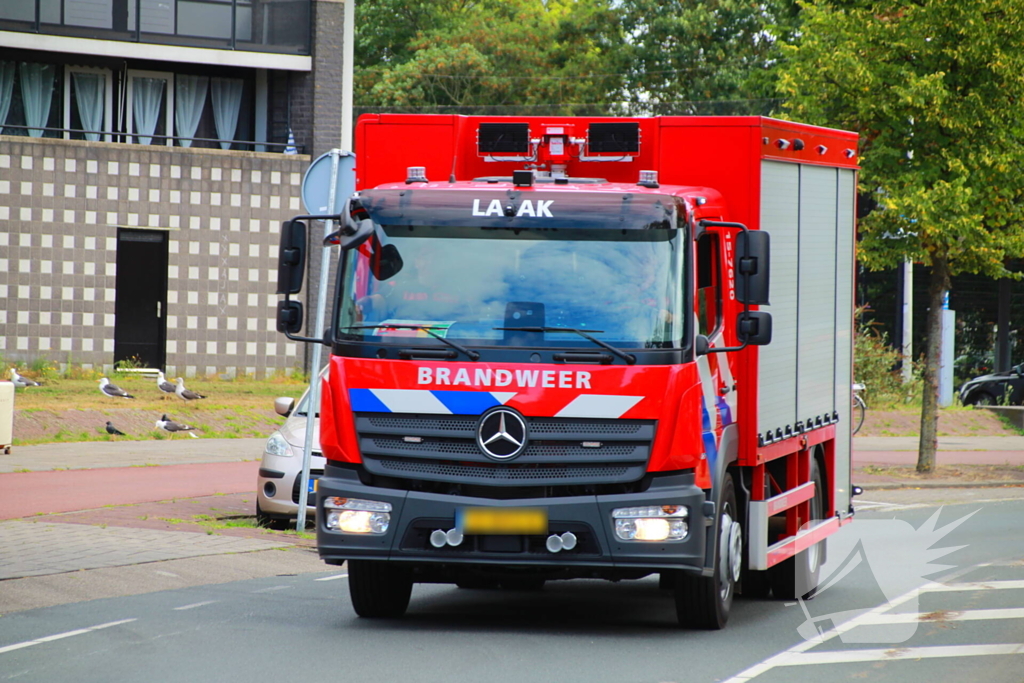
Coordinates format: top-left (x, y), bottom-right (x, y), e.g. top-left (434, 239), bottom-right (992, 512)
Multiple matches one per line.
top-left (256, 453), bottom-right (325, 518)
top-left (316, 463), bottom-right (708, 572)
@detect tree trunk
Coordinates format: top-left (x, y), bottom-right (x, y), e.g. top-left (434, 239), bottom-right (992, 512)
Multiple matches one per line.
top-left (917, 254), bottom-right (951, 473)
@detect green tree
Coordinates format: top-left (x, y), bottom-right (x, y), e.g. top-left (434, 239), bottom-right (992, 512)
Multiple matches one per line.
top-left (355, 0), bottom-right (625, 112)
top-left (616, 0), bottom-right (801, 114)
top-left (778, 0), bottom-right (1024, 472)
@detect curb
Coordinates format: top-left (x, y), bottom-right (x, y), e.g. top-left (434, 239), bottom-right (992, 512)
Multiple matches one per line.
top-left (854, 481), bottom-right (1024, 491)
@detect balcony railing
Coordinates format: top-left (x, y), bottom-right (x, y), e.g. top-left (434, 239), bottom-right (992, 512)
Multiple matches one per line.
top-left (0, 0), bottom-right (310, 56)
top-left (0, 122), bottom-right (304, 154)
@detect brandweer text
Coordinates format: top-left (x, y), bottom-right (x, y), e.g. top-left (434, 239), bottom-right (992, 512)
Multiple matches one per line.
top-left (417, 367), bottom-right (591, 389)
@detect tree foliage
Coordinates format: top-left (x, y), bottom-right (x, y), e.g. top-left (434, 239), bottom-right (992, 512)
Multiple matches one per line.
top-left (778, 0), bottom-right (1024, 470)
top-left (354, 0), bottom-right (626, 112)
top-left (616, 0), bottom-right (801, 114)
top-left (354, 0), bottom-right (800, 115)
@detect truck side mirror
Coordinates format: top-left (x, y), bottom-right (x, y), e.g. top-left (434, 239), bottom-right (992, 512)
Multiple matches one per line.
top-left (325, 197), bottom-right (374, 251)
top-left (694, 334), bottom-right (710, 356)
top-left (736, 230), bottom-right (769, 305)
top-left (372, 243), bottom-right (404, 281)
top-left (737, 311), bottom-right (772, 345)
top-left (277, 300), bottom-right (304, 335)
top-left (277, 220), bottom-right (307, 295)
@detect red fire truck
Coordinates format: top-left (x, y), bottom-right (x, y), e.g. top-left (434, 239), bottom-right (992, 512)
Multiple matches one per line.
top-left (276, 114), bottom-right (858, 629)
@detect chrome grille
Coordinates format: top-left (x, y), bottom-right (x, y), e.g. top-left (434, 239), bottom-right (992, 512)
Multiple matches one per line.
top-left (354, 412), bottom-right (655, 487)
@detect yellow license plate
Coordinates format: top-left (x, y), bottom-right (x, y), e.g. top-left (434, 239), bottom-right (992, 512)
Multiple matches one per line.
top-left (458, 507), bottom-right (548, 535)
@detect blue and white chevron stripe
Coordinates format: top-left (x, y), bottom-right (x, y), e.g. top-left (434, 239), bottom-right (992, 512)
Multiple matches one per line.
top-left (349, 389), bottom-right (517, 415)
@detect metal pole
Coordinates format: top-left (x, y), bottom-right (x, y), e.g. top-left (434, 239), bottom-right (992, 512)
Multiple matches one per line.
top-left (901, 259), bottom-right (913, 383)
top-left (996, 279), bottom-right (1011, 372)
top-left (340, 0), bottom-right (355, 150)
top-left (295, 151), bottom-right (342, 530)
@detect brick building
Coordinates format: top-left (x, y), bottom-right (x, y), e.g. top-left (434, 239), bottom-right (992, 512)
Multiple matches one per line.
top-left (0, 0), bottom-right (346, 378)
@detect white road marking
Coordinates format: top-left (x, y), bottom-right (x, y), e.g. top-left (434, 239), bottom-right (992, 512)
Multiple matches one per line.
top-left (724, 574), bottom-right (1024, 681)
top-left (251, 585), bottom-right (291, 593)
top-left (783, 643), bottom-right (1024, 666)
top-left (0, 619), bottom-right (137, 655)
top-left (863, 607), bottom-right (1024, 624)
top-left (315, 573), bottom-right (349, 581)
top-left (922, 579), bottom-right (1024, 593)
top-left (854, 500), bottom-right (929, 512)
top-left (173, 601), bottom-right (218, 611)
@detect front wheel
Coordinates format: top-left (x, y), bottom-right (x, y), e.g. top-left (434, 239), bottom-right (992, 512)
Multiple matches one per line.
top-left (966, 392), bottom-right (996, 407)
top-left (348, 560), bottom-right (413, 618)
top-left (675, 474), bottom-right (740, 629)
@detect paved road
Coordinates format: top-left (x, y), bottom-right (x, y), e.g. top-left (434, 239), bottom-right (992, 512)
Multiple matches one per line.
top-left (0, 498), bottom-right (1020, 683)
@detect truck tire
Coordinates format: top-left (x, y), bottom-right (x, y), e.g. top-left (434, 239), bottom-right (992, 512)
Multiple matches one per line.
top-left (348, 560), bottom-right (413, 618)
top-left (770, 459), bottom-right (825, 600)
top-left (675, 474), bottom-right (740, 629)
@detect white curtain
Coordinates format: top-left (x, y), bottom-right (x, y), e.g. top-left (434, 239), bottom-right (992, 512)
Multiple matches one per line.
top-left (0, 61), bottom-right (14, 135)
top-left (174, 74), bottom-right (208, 147)
top-left (72, 72), bottom-right (104, 141)
top-left (211, 77), bottom-right (243, 150)
top-left (19, 62), bottom-right (55, 137)
top-left (132, 76), bottom-right (165, 145)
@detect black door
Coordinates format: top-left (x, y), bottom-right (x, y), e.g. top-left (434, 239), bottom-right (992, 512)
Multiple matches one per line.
top-left (114, 229), bottom-right (168, 369)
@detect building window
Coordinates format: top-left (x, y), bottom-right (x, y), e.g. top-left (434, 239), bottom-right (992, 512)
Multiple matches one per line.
top-left (126, 69), bottom-right (174, 145)
top-left (64, 65), bottom-right (113, 141)
top-left (0, 60), bottom-right (62, 137)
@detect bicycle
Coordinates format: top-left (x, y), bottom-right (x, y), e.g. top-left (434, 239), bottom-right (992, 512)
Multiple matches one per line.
top-left (852, 383), bottom-right (866, 435)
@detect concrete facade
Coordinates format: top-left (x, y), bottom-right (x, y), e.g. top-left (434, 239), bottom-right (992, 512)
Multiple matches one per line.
top-left (0, 136), bottom-right (312, 377)
top-left (0, 0), bottom-right (347, 378)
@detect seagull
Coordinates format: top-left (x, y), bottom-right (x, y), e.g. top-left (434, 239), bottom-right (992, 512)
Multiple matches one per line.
top-left (156, 414), bottom-right (199, 438)
top-left (175, 377), bottom-right (207, 403)
top-left (98, 377), bottom-right (135, 399)
top-left (10, 368), bottom-right (41, 388)
top-left (105, 421), bottom-right (126, 436)
top-left (155, 371), bottom-right (177, 399)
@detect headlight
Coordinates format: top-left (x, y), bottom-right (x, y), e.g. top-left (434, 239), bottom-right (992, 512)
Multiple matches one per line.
top-left (324, 497), bottom-right (391, 534)
top-left (613, 505), bottom-right (689, 542)
top-left (265, 433), bottom-right (292, 457)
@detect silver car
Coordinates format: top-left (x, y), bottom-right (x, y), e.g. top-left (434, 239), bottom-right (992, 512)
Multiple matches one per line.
top-left (256, 384), bottom-right (324, 529)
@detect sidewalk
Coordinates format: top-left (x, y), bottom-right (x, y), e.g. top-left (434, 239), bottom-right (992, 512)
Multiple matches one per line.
top-left (0, 437), bottom-right (264, 474)
top-left (1, 435), bottom-right (1022, 601)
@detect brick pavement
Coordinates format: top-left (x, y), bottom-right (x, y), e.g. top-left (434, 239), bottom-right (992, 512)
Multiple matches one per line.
top-left (0, 520), bottom-right (290, 580)
top-left (0, 435), bottom-right (1022, 586)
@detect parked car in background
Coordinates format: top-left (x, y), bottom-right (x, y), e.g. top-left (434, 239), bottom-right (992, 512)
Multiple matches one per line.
top-left (256, 381), bottom-right (324, 529)
top-left (958, 363), bottom-right (1024, 406)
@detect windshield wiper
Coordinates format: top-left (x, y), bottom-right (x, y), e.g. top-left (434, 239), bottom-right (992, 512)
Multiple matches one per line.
top-left (342, 324), bottom-right (480, 361)
top-left (494, 326), bottom-right (636, 365)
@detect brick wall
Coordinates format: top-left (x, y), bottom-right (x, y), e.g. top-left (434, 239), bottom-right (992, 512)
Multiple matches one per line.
top-left (0, 135), bottom-right (311, 378)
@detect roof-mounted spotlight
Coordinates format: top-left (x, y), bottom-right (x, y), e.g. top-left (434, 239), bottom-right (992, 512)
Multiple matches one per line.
top-left (775, 139), bottom-right (790, 150)
top-left (792, 139), bottom-right (805, 151)
top-left (637, 170), bottom-right (659, 189)
top-left (405, 166), bottom-right (428, 184)
top-left (513, 170), bottom-right (535, 187)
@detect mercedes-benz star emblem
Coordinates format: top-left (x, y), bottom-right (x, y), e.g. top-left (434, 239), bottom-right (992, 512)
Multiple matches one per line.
top-left (476, 407), bottom-right (528, 461)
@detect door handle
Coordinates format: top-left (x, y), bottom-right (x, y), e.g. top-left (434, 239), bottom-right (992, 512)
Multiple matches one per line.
top-left (156, 301), bottom-right (162, 318)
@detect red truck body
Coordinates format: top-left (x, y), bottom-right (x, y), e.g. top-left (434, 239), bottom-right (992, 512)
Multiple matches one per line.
top-left (292, 114), bottom-right (858, 628)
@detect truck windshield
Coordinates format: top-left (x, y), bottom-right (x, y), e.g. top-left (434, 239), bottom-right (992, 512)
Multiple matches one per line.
top-left (336, 225), bottom-right (686, 349)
